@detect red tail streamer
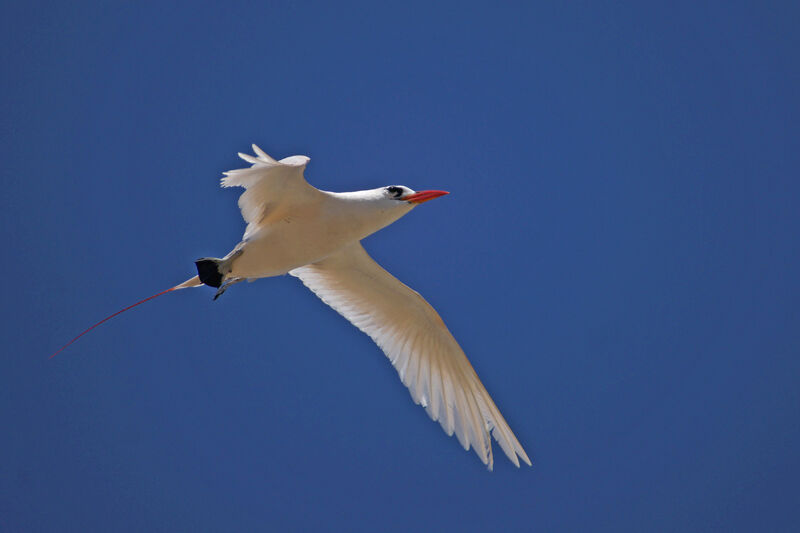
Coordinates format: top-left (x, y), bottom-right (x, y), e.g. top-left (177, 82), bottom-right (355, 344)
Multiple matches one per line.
top-left (50, 286), bottom-right (177, 359)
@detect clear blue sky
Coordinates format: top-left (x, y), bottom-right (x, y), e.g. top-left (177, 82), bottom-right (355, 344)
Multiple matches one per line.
top-left (2, 1), bottom-right (798, 531)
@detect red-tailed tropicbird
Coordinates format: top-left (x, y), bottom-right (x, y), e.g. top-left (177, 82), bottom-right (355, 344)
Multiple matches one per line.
top-left (52, 145), bottom-right (531, 469)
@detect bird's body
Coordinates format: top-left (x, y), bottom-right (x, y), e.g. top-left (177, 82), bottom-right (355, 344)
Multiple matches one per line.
top-left (224, 188), bottom-right (414, 280)
top-left (55, 145), bottom-right (531, 470)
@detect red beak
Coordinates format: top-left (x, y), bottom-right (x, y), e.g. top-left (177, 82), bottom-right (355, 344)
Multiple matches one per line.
top-left (403, 190), bottom-right (450, 204)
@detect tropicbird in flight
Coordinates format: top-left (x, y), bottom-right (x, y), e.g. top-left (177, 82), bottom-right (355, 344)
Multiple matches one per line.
top-left (53, 145), bottom-right (531, 469)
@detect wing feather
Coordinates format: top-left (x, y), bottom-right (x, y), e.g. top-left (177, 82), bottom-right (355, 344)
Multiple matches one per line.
top-left (221, 145), bottom-right (316, 239)
top-left (290, 242), bottom-right (531, 469)
top-left (251, 144), bottom-right (278, 163)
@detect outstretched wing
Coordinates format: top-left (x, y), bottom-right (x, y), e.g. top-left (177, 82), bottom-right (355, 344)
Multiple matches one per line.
top-left (221, 145), bottom-right (318, 239)
top-left (290, 242), bottom-right (531, 469)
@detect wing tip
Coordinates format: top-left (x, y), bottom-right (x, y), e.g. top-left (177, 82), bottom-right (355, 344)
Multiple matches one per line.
top-left (237, 152), bottom-right (262, 165)
top-left (519, 449), bottom-right (533, 467)
top-left (235, 147), bottom-right (309, 169)
top-left (252, 144), bottom-right (278, 163)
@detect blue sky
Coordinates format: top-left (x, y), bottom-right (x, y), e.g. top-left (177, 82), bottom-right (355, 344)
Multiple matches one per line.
top-left (2, 1), bottom-right (799, 531)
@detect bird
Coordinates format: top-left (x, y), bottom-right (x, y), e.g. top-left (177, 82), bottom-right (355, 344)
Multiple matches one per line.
top-left (52, 145), bottom-right (531, 470)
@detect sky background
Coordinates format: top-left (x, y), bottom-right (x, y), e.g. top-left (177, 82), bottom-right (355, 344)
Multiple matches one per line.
top-left (2, 1), bottom-right (799, 531)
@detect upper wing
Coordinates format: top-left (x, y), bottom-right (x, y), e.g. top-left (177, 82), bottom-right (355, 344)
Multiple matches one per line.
top-left (290, 242), bottom-right (531, 469)
top-left (221, 145), bottom-right (318, 240)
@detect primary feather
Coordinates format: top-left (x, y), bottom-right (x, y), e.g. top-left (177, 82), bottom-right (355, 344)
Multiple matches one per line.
top-left (291, 242), bottom-right (531, 469)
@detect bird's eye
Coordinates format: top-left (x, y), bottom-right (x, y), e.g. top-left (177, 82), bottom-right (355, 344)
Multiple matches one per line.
top-left (386, 186), bottom-right (404, 198)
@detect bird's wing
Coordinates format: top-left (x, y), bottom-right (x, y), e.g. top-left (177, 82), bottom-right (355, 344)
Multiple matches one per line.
top-left (221, 145), bottom-right (318, 239)
top-left (290, 242), bottom-right (531, 469)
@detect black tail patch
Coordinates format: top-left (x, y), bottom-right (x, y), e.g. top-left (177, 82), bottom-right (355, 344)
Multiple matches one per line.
top-left (195, 258), bottom-right (223, 288)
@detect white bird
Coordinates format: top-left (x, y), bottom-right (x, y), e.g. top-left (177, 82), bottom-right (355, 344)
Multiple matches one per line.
top-left (53, 145), bottom-right (531, 470)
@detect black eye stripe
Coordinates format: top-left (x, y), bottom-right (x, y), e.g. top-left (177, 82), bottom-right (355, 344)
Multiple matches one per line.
top-left (387, 186), bottom-right (403, 197)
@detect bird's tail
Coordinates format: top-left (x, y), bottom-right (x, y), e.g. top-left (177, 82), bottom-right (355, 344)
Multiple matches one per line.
top-left (173, 275), bottom-right (203, 289)
top-left (49, 274), bottom-right (204, 359)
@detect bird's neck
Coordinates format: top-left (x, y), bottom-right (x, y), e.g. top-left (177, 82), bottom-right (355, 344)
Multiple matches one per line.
top-left (324, 191), bottom-right (414, 241)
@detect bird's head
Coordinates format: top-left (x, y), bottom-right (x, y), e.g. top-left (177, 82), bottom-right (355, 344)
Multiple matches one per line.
top-left (341, 185), bottom-right (450, 236)
top-left (382, 185), bottom-right (449, 205)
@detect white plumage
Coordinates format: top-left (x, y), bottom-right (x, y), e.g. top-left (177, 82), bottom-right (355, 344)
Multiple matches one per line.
top-left (220, 145), bottom-right (529, 469)
top-left (290, 242), bottom-right (530, 468)
top-left (54, 145), bottom-right (531, 470)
